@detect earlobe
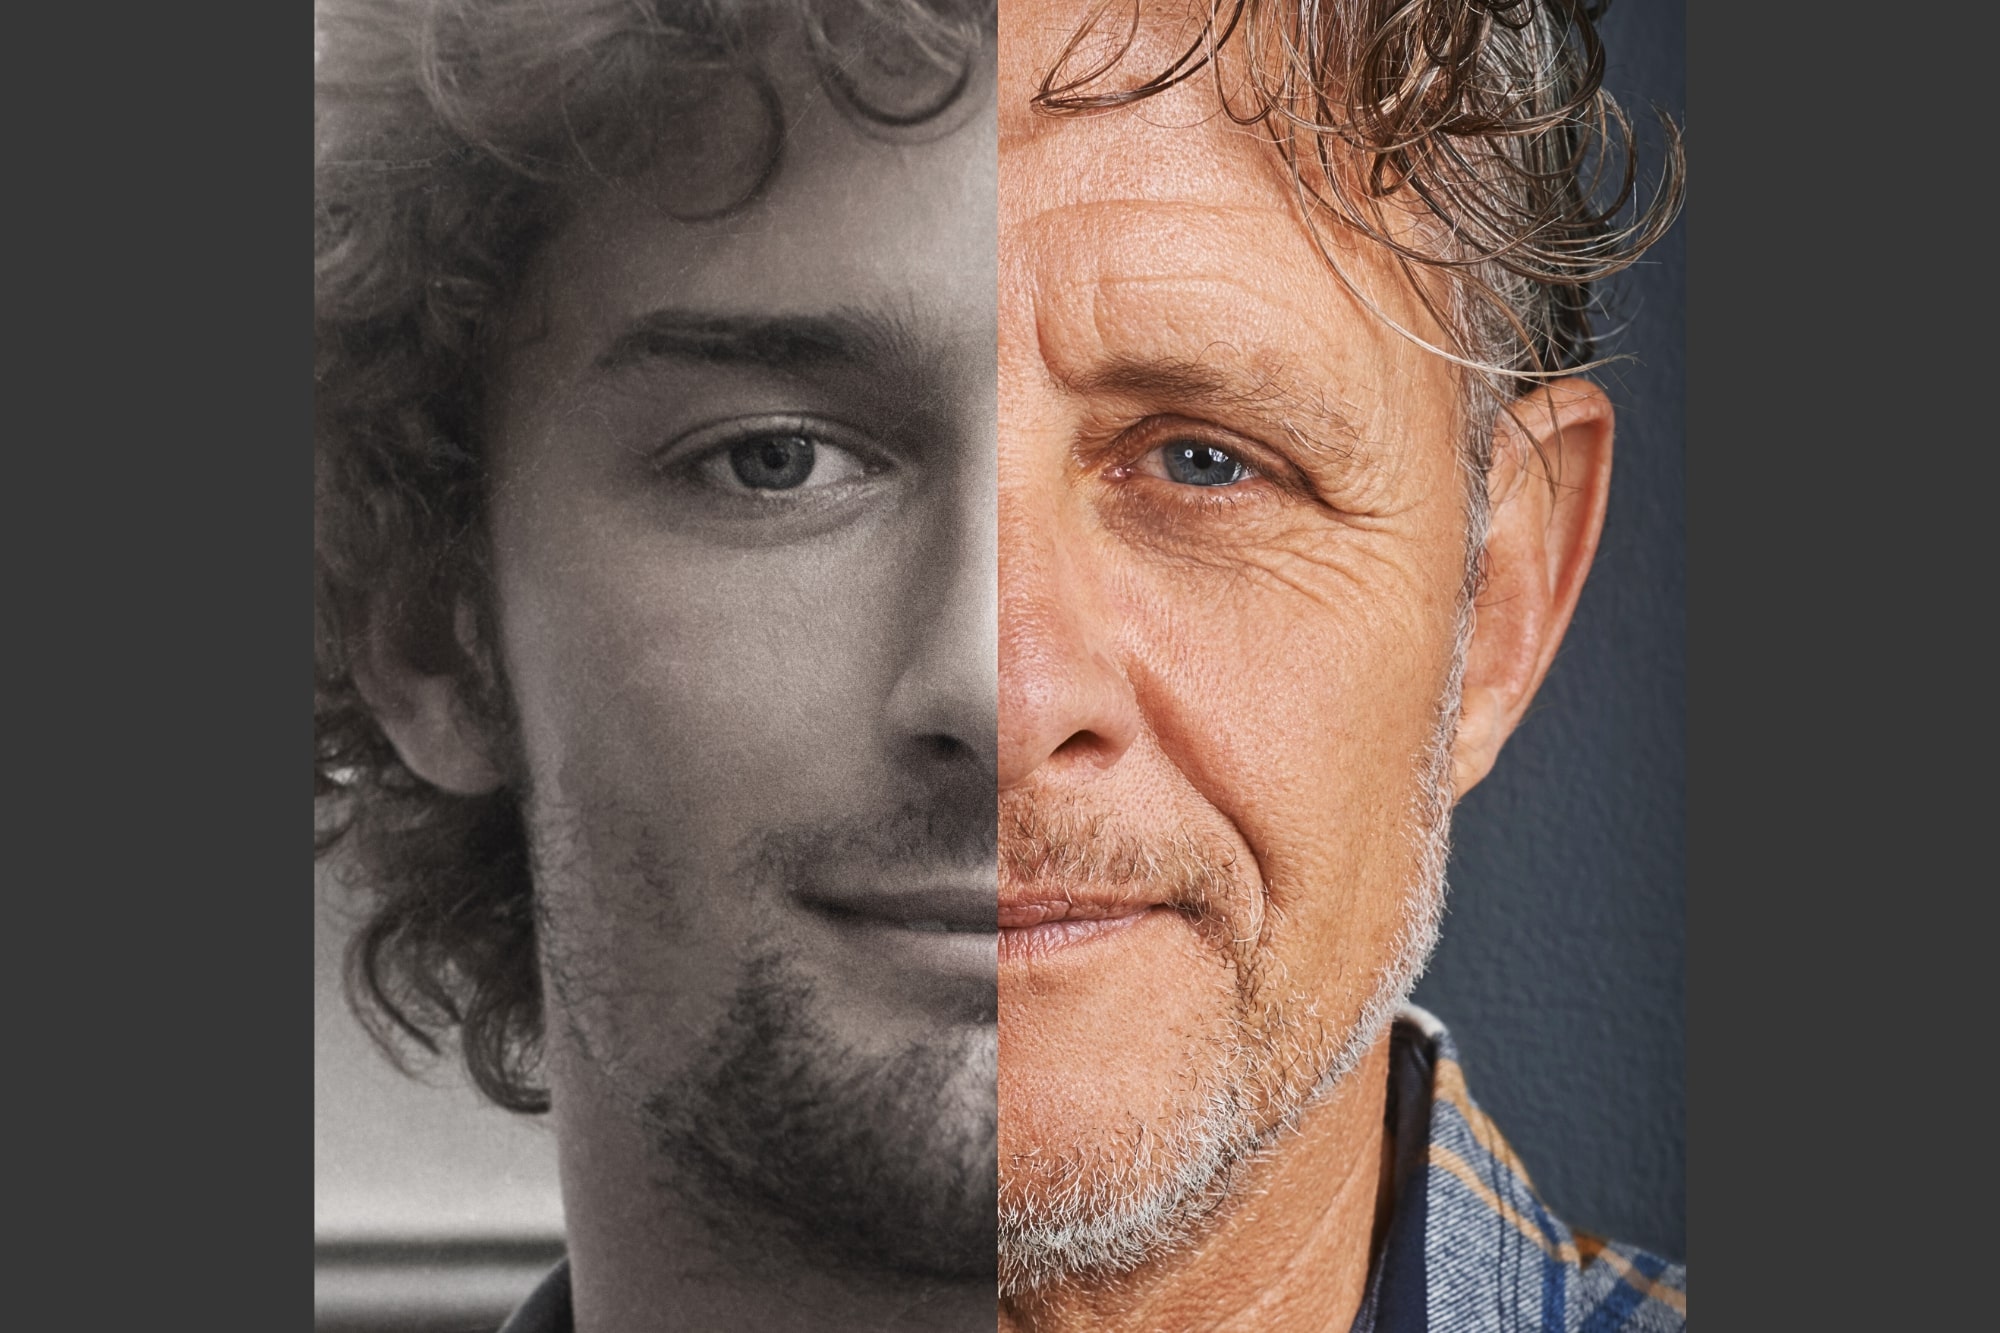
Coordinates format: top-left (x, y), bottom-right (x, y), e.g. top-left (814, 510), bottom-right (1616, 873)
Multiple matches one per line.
top-left (349, 601), bottom-right (507, 798)
top-left (1451, 379), bottom-right (1615, 798)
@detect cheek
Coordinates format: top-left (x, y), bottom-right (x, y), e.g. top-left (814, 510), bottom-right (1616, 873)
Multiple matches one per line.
top-left (1113, 531), bottom-right (1457, 964)
top-left (491, 489), bottom-right (923, 1078)
top-left (490, 489), bottom-right (909, 826)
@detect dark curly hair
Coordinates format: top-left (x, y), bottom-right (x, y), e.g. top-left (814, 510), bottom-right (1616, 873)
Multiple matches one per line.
top-left (314, 0), bottom-right (996, 1113)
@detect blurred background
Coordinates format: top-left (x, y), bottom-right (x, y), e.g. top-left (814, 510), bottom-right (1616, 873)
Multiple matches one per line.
top-left (313, 2), bottom-right (1685, 1327)
top-left (314, 856), bottom-right (564, 1332)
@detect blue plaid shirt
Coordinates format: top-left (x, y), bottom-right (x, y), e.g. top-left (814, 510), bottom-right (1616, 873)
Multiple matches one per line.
top-left (500, 1007), bottom-right (1686, 1332)
top-left (1354, 1006), bottom-right (1687, 1333)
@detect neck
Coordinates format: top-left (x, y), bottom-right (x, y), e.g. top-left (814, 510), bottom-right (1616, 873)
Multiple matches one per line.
top-left (997, 1034), bottom-right (1397, 1333)
top-left (551, 1065), bottom-right (993, 1333)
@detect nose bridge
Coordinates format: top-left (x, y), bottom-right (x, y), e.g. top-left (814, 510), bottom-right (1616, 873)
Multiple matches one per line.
top-left (996, 388), bottom-right (1140, 791)
top-left (883, 404), bottom-right (999, 772)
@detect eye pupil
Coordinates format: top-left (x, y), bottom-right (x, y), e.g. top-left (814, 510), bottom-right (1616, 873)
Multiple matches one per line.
top-left (730, 435), bottom-right (816, 490)
top-left (1163, 444), bottom-right (1245, 487)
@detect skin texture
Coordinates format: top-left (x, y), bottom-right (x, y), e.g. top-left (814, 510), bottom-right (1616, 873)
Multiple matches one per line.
top-left (361, 32), bottom-right (1001, 1333)
top-left (993, 3), bottom-right (1614, 1330)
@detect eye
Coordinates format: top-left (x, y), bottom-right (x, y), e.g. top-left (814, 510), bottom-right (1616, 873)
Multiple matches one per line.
top-left (1148, 442), bottom-right (1254, 488)
top-left (682, 428), bottom-right (872, 495)
top-left (727, 434), bottom-right (818, 490)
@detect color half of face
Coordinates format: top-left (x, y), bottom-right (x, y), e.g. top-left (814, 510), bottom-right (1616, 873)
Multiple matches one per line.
top-left (480, 33), bottom-right (999, 1275)
top-left (995, 0), bottom-right (1473, 1290)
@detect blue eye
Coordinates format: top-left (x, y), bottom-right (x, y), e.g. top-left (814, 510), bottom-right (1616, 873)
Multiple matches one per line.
top-left (728, 434), bottom-right (816, 490)
top-left (1159, 443), bottom-right (1251, 487)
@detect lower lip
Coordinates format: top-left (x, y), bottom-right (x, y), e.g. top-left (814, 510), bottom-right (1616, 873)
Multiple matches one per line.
top-left (998, 911), bottom-right (1152, 963)
top-left (802, 907), bottom-right (997, 974)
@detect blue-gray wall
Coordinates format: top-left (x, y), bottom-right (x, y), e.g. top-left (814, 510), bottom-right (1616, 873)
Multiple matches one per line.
top-left (1410, 0), bottom-right (1686, 1261)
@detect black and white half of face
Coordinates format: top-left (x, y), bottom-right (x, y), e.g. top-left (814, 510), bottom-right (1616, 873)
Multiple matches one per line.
top-left (478, 34), bottom-right (1000, 1278)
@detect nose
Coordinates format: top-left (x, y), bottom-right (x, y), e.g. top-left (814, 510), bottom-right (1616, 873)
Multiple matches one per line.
top-left (883, 433), bottom-right (999, 777)
top-left (997, 482), bottom-right (1141, 790)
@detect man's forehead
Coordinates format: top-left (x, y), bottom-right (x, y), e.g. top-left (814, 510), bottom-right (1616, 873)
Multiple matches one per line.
top-left (568, 110), bottom-right (993, 294)
top-left (999, 21), bottom-right (1297, 228)
top-left (996, 0), bottom-right (1449, 358)
top-left (996, 18), bottom-right (1390, 341)
top-left (1002, 189), bottom-right (1452, 434)
top-left (511, 73), bottom-right (998, 386)
top-left (1012, 202), bottom-right (1341, 366)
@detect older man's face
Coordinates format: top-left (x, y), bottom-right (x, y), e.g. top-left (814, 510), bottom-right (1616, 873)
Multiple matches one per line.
top-left (996, 1), bottom-right (1474, 1281)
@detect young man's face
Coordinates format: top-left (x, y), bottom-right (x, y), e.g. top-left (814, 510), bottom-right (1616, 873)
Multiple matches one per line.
top-left (480, 38), bottom-right (998, 1273)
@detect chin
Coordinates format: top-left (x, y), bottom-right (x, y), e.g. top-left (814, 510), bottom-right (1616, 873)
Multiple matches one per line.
top-left (995, 1042), bottom-right (1269, 1298)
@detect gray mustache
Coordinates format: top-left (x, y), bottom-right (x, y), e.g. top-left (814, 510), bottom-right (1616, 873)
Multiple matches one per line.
top-left (998, 790), bottom-right (1244, 917)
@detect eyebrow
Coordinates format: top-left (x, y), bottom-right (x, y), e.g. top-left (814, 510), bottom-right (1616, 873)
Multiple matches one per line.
top-left (592, 308), bottom-right (919, 376)
top-left (1065, 355), bottom-right (1364, 456)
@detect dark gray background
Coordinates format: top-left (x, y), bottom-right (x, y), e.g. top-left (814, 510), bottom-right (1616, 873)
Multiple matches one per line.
top-left (1410, 0), bottom-right (1686, 1261)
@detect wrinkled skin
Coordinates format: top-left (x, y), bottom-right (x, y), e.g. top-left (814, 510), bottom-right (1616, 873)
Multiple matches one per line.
top-left (993, 3), bottom-right (1614, 1329)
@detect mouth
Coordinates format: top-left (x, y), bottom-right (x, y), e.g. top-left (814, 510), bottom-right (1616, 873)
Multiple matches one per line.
top-left (792, 880), bottom-right (1168, 964)
top-left (998, 895), bottom-right (1162, 962)
top-left (795, 881), bottom-right (994, 935)
top-left (792, 876), bottom-right (998, 1000)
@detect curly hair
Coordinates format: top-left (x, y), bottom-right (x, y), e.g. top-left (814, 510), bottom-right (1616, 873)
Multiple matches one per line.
top-left (314, 0), bottom-right (995, 1113)
top-left (1035, 0), bottom-right (1682, 410)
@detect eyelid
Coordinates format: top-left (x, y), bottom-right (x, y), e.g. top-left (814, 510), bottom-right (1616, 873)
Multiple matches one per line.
top-left (649, 413), bottom-right (882, 474)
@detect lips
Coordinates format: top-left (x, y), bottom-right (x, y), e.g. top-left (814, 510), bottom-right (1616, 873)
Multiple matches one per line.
top-left (796, 880), bottom-right (994, 933)
top-left (797, 878), bottom-right (1163, 952)
top-left (997, 896), bottom-right (1155, 929)
top-left (997, 892), bottom-right (1162, 963)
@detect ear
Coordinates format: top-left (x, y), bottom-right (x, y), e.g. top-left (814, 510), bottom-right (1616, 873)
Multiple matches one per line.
top-left (348, 599), bottom-right (508, 797)
top-left (1451, 379), bottom-right (1615, 798)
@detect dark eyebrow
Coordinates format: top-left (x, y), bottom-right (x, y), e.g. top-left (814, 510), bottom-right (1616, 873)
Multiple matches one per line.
top-left (1067, 355), bottom-right (1364, 455)
top-left (592, 308), bottom-right (916, 375)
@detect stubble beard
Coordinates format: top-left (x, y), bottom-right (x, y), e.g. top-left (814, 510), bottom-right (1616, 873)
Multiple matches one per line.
top-left (643, 947), bottom-right (998, 1280)
top-left (993, 626), bottom-right (1466, 1300)
top-left (530, 795), bottom-right (1000, 1284)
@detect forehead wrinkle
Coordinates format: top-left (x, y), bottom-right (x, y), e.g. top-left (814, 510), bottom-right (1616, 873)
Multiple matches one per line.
top-left (1010, 200), bottom-right (1452, 493)
top-left (1012, 199), bottom-right (1389, 353)
top-left (1030, 248), bottom-right (1374, 465)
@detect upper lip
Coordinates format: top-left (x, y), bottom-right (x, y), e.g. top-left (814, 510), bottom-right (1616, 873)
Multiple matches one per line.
top-left (997, 890), bottom-right (1160, 930)
top-left (796, 877), bottom-right (995, 932)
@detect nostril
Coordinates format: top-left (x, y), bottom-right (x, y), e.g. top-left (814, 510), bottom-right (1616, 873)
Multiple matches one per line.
top-left (1051, 730), bottom-right (1117, 766)
top-left (915, 733), bottom-right (973, 763)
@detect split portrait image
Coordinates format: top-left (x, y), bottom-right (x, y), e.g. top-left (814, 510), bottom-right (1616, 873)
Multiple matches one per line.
top-left (314, 1), bottom-right (1684, 1330)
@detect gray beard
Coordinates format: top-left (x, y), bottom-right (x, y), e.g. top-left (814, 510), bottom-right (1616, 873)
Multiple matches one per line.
top-left (643, 948), bottom-right (998, 1281)
top-left (994, 635), bottom-right (1464, 1299)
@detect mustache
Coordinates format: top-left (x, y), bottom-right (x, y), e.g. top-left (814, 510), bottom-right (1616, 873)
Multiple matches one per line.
top-left (998, 788), bottom-right (1245, 918)
top-left (739, 788), bottom-right (1252, 925)
top-left (746, 793), bottom-right (997, 884)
